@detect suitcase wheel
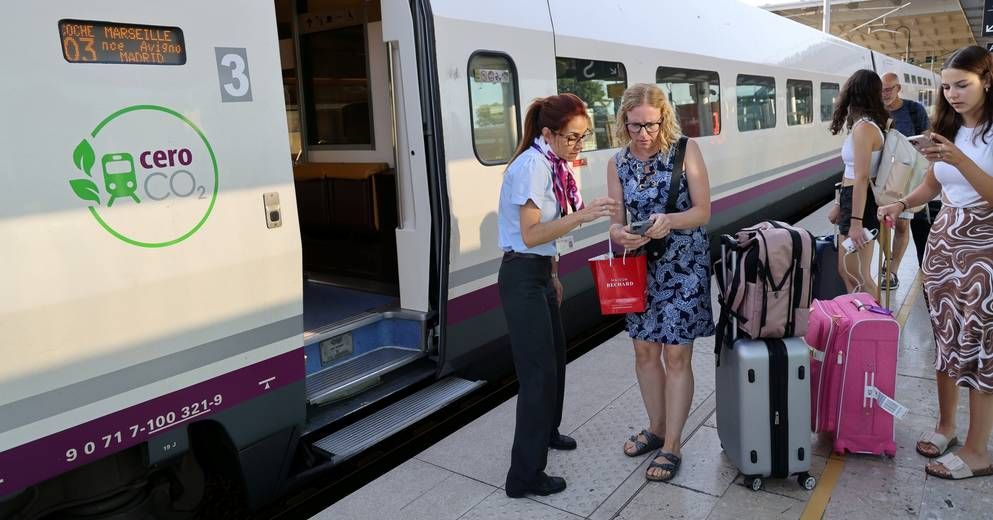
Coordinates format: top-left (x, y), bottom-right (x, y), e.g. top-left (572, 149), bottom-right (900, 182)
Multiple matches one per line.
top-left (798, 473), bottom-right (816, 490)
top-left (745, 477), bottom-right (763, 491)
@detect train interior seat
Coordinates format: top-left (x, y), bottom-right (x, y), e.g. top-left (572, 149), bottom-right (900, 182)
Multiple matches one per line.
top-left (293, 161), bottom-right (400, 329)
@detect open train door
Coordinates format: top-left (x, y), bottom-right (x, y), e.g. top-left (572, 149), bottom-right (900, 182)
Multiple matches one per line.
top-left (427, 1), bottom-right (558, 376)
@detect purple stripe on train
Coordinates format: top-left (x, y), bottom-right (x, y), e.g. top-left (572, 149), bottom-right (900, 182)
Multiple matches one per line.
top-left (0, 348), bottom-right (305, 495)
top-left (446, 155), bottom-right (842, 325)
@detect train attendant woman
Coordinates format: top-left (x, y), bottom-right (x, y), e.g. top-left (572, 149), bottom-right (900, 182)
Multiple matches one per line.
top-left (878, 46), bottom-right (993, 481)
top-left (827, 69), bottom-right (886, 296)
top-left (607, 84), bottom-right (715, 482)
top-left (497, 93), bottom-right (620, 498)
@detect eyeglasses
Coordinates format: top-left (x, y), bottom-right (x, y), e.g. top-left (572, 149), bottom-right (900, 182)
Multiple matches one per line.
top-left (625, 120), bottom-right (663, 134)
top-left (555, 130), bottom-right (593, 147)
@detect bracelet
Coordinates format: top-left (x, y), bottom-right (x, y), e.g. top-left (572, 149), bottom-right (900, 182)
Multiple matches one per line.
top-left (550, 272), bottom-right (558, 279)
top-left (897, 199), bottom-right (908, 211)
top-left (850, 216), bottom-right (863, 222)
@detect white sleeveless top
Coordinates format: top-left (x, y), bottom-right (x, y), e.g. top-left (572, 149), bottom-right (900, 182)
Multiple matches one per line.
top-left (934, 126), bottom-right (993, 208)
top-left (841, 118), bottom-right (883, 180)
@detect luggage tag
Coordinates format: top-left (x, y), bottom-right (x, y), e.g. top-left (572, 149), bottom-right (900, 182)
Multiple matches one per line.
top-left (864, 386), bottom-right (909, 419)
top-left (556, 235), bottom-right (575, 258)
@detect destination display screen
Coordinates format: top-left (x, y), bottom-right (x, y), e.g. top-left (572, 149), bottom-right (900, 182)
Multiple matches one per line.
top-left (59, 19), bottom-right (186, 65)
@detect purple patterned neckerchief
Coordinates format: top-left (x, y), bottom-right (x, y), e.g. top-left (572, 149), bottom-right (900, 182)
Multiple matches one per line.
top-left (531, 137), bottom-right (584, 217)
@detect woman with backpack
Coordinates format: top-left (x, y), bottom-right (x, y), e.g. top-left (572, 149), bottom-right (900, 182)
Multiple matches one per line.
top-left (606, 83), bottom-right (714, 482)
top-left (878, 45), bottom-right (993, 481)
top-left (827, 69), bottom-right (886, 296)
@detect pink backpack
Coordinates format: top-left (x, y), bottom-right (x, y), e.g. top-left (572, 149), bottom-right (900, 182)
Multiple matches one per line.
top-left (716, 221), bottom-right (815, 350)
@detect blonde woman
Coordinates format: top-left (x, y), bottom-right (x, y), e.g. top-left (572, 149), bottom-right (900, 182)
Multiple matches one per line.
top-left (606, 83), bottom-right (714, 482)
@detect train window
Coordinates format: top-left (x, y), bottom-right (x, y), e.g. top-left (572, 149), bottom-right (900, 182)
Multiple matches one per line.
top-left (786, 79), bottom-right (813, 126)
top-left (737, 74), bottom-right (776, 132)
top-left (468, 52), bottom-right (521, 165)
top-left (300, 24), bottom-right (373, 147)
top-left (904, 73), bottom-right (910, 83)
top-left (820, 82), bottom-right (840, 121)
top-left (556, 57), bottom-right (627, 151)
top-left (656, 66), bottom-right (721, 137)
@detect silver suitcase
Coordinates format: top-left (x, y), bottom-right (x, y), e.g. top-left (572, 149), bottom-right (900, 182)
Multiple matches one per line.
top-left (715, 336), bottom-right (816, 491)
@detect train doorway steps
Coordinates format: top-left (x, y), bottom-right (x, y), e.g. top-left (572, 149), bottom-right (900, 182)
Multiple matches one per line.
top-left (306, 346), bottom-right (424, 405)
top-left (312, 377), bottom-right (484, 464)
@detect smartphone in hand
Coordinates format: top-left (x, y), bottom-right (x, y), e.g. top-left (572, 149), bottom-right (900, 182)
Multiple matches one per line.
top-left (629, 219), bottom-right (652, 235)
top-left (908, 134), bottom-right (934, 153)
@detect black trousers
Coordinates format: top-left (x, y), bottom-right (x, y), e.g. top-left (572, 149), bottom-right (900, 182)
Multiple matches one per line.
top-left (497, 253), bottom-right (566, 486)
top-left (911, 200), bottom-right (943, 268)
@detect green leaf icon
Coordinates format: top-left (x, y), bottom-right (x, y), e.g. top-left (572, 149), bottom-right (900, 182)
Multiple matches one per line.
top-left (69, 178), bottom-right (100, 205)
top-left (72, 140), bottom-right (96, 177)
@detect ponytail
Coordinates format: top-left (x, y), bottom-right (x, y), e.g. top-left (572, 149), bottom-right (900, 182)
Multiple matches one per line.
top-left (510, 99), bottom-right (544, 162)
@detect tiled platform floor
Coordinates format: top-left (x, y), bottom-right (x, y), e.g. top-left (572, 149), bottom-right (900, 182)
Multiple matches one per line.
top-left (314, 204), bottom-right (991, 519)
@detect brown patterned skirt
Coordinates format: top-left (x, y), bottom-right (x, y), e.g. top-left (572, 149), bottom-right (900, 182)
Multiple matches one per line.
top-left (923, 203), bottom-right (993, 393)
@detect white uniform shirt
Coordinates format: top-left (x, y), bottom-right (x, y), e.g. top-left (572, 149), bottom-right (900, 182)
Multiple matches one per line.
top-left (497, 145), bottom-right (560, 256)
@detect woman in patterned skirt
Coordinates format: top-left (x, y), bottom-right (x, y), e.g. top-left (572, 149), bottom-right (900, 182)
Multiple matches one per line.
top-left (606, 83), bottom-right (715, 482)
top-left (879, 45), bottom-right (993, 480)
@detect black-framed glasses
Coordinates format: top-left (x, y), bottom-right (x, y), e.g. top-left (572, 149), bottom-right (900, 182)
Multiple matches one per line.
top-left (625, 120), bottom-right (663, 134)
top-left (555, 130), bottom-right (593, 147)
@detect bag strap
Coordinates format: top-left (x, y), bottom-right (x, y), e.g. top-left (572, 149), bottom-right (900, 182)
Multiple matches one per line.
top-left (665, 136), bottom-right (689, 214)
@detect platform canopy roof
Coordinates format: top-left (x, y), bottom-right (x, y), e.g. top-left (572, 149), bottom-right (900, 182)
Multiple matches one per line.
top-left (742, 0), bottom-right (980, 68)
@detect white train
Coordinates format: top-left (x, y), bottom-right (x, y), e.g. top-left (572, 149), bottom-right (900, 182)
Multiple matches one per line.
top-left (0, 0), bottom-right (939, 515)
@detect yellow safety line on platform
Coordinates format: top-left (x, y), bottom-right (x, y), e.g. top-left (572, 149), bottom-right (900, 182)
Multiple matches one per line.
top-left (800, 454), bottom-right (846, 520)
top-left (799, 275), bottom-right (921, 519)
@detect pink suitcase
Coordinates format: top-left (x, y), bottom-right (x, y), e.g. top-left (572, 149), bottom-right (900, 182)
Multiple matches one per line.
top-left (805, 293), bottom-right (900, 456)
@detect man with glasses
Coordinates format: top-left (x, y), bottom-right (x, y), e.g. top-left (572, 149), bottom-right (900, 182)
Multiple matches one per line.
top-left (880, 72), bottom-right (930, 288)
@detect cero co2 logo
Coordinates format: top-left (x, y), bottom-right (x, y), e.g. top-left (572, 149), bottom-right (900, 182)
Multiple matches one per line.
top-left (68, 105), bottom-right (218, 247)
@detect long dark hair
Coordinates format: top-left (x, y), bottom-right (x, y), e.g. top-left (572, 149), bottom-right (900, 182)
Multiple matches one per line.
top-left (933, 45), bottom-right (993, 144)
top-left (830, 69), bottom-right (889, 135)
top-left (510, 93), bottom-right (589, 162)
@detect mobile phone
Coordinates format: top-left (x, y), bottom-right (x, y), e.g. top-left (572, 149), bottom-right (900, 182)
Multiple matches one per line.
top-left (630, 219), bottom-right (652, 235)
top-left (908, 134), bottom-right (934, 152)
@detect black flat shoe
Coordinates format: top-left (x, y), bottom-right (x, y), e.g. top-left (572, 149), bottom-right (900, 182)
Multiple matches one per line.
top-left (505, 473), bottom-right (567, 498)
top-left (549, 433), bottom-right (577, 450)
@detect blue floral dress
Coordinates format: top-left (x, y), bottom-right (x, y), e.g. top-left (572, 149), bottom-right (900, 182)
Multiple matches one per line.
top-left (616, 145), bottom-right (715, 345)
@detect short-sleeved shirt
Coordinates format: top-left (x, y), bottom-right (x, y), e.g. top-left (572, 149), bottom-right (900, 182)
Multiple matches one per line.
top-left (934, 126), bottom-right (993, 208)
top-left (888, 99), bottom-right (929, 137)
top-left (497, 147), bottom-right (560, 256)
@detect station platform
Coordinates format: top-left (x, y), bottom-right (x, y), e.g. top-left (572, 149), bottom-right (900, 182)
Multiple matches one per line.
top-left (313, 204), bottom-right (992, 520)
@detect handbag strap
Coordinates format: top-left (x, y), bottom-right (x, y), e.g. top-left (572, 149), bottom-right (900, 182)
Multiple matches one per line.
top-left (666, 136), bottom-right (689, 214)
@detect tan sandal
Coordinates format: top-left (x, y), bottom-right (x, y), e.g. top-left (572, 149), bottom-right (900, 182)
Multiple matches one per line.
top-left (926, 453), bottom-right (993, 480)
top-left (916, 431), bottom-right (958, 458)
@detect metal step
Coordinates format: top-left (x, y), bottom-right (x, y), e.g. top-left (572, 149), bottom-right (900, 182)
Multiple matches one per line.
top-left (307, 347), bottom-right (424, 406)
top-left (311, 377), bottom-right (484, 464)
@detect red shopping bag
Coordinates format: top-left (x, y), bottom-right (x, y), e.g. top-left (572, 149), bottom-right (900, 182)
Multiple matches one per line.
top-left (588, 244), bottom-right (647, 315)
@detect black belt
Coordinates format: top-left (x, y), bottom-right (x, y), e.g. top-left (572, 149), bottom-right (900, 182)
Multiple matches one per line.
top-left (502, 251), bottom-right (551, 261)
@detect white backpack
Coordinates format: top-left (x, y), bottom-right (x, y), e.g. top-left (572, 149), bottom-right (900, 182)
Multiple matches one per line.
top-left (872, 120), bottom-right (929, 210)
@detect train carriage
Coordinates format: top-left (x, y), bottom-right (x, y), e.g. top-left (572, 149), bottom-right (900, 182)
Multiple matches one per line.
top-left (0, 0), bottom-right (939, 516)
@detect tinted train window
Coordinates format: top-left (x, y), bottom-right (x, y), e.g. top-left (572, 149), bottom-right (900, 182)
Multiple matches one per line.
top-left (556, 57), bottom-right (627, 151)
top-left (786, 79), bottom-right (813, 126)
top-left (468, 52), bottom-right (520, 165)
top-left (301, 24), bottom-right (372, 147)
top-left (656, 66), bottom-right (721, 137)
top-left (820, 82), bottom-right (840, 121)
top-left (737, 74), bottom-right (776, 132)
top-left (904, 73), bottom-right (910, 83)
